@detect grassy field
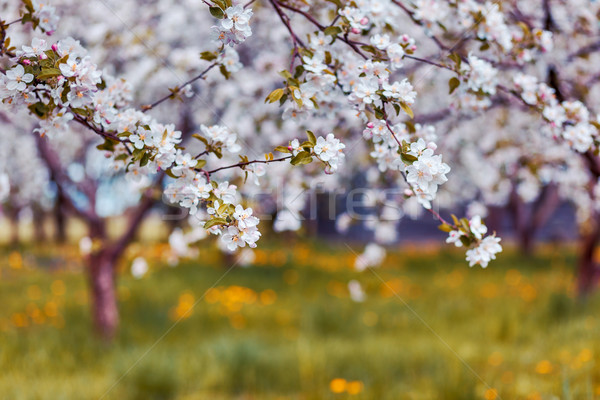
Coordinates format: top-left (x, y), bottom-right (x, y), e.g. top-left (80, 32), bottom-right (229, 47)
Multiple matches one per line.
top-left (1, 240), bottom-right (599, 399)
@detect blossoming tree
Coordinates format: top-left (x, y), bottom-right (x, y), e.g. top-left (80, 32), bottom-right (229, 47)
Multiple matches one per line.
top-left (2, 0), bottom-right (600, 338)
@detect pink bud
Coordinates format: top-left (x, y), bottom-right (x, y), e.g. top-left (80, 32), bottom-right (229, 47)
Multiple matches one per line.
top-left (287, 145), bottom-right (293, 151)
top-left (39, 53), bottom-right (48, 60)
top-left (22, 59), bottom-right (31, 65)
top-left (410, 45), bottom-right (417, 52)
top-left (366, 122), bottom-right (374, 129)
top-left (351, 27), bottom-right (361, 34)
top-left (401, 34), bottom-right (409, 42)
top-left (360, 17), bottom-right (369, 25)
top-left (46, 30), bottom-right (55, 36)
top-left (51, 43), bottom-right (58, 52)
top-left (404, 189), bottom-right (413, 197)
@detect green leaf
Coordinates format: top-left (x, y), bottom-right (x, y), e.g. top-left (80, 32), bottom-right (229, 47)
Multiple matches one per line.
top-left (192, 134), bottom-right (209, 145)
top-left (209, 6), bottom-right (225, 19)
top-left (400, 102), bottom-right (414, 119)
top-left (279, 70), bottom-right (293, 80)
top-left (361, 45), bottom-right (377, 54)
top-left (96, 139), bottom-right (115, 152)
top-left (448, 77), bottom-right (460, 95)
top-left (400, 152), bottom-right (418, 165)
top-left (140, 152), bottom-right (151, 167)
top-left (114, 153), bottom-right (129, 161)
top-left (218, 203), bottom-right (229, 214)
top-left (306, 130), bottom-right (317, 145)
top-left (324, 26), bottom-right (342, 36)
top-left (196, 159), bottom-right (207, 169)
top-left (37, 67), bottom-right (61, 80)
top-left (290, 151), bottom-right (313, 166)
top-left (200, 51), bottom-right (217, 61)
top-left (325, 0), bottom-right (342, 8)
top-left (448, 53), bottom-right (462, 70)
top-left (219, 65), bottom-right (230, 80)
top-left (265, 88), bottom-right (285, 103)
top-left (165, 169), bottom-right (178, 179)
top-left (451, 214), bottom-right (460, 227)
top-left (438, 223), bottom-right (453, 233)
top-left (204, 217), bottom-right (228, 229)
top-left (274, 146), bottom-right (291, 153)
top-left (459, 235), bottom-right (473, 247)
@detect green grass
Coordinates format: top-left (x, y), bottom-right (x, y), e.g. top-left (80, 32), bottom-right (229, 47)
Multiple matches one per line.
top-left (1, 241), bottom-right (600, 399)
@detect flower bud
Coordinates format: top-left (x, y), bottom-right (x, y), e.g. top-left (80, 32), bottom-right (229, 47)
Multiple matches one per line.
top-left (351, 27), bottom-right (361, 34)
top-left (366, 122), bottom-right (374, 129)
top-left (360, 17), bottom-right (369, 25)
top-left (22, 59), bottom-right (31, 65)
top-left (51, 43), bottom-right (58, 52)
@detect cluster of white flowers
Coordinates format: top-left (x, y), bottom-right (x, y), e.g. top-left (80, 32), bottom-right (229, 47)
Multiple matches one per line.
top-left (166, 174), bottom-right (262, 251)
top-left (446, 215), bottom-right (487, 246)
top-left (31, 0), bottom-right (59, 33)
top-left (3, 65), bottom-right (33, 93)
top-left (405, 139), bottom-right (451, 209)
top-left (221, 205), bottom-right (261, 251)
top-left (465, 236), bottom-right (503, 268)
top-left (446, 216), bottom-right (502, 268)
top-left (476, 2), bottom-right (513, 50)
top-left (211, 5), bottom-right (253, 46)
top-left (513, 74), bottom-right (599, 153)
top-left (348, 60), bottom-right (417, 109)
top-left (314, 133), bottom-right (346, 173)
top-left (219, 47), bottom-right (243, 73)
top-left (463, 54), bottom-right (498, 95)
top-left (200, 124), bottom-right (241, 153)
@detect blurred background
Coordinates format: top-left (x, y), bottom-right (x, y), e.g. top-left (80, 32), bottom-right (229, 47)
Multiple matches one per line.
top-left (2, 0), bottom-right (600, 399)
top-left (1, 210), bottom-right (599, 400)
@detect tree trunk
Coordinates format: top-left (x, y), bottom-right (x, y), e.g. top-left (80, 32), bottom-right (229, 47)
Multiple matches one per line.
top-left (32, 206), bottom-right (47, 242)
top-left (54, 195), bottom-right (67, 243)
top-left (577, 223), bottom-right (600, 297)
top-left (8, 207), bottom-right (19, 246)
top-left (88, 247), bottom-right (119, 340)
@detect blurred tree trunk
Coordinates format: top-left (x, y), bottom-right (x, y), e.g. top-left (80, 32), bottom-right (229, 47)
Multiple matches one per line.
top-left (88, 246), bottom-right (119, 340)
top-left (507, 184), bottom-right (559, 255)
top-left (8, 206), bottom-right (20, 246)
top-left (577, 221), bottom-right (600, 297)
top-left (54, 188), bottom-right (67, 243)
top-left (32, 206), bottom-right (47, 243)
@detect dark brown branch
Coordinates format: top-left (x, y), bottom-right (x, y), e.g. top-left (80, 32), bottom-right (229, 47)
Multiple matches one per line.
top-left (205, 155), bottom-right (292, 175)
top-left (141, 62), bottom-right (218, 112)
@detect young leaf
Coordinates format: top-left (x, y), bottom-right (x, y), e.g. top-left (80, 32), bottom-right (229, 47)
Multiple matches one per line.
top-left (400, 102), bottom-right (414, 119)
top-left (274, 146), bottom-right (291, 153)
top-left (290, 151), bottom-right (313, 166)
top-left (306, 130), bottom-right (317, 145)
top-left (265, 88), bottom-right (285, 103)
top-left (209, 6), bottom-right (225, 19)
top-left (204, 217), bottom-right (228, 229)
top-left (448, 77), bottom-right (461, 95)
